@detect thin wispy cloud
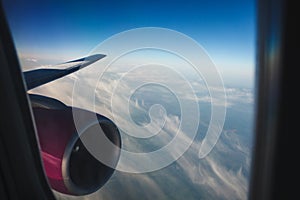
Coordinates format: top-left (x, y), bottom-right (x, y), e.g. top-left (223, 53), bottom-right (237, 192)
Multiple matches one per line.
top-left (27, 59), bottom-right (253, 200)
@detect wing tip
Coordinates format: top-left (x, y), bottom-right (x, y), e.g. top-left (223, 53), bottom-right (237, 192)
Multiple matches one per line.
top-left (87, 54), bottom-right (106, 62)
top-left (66, 54), bottom-right (106, 64)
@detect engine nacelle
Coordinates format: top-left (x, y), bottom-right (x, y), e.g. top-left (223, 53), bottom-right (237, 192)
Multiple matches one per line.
top-left (30, 94), bottom-right (121, 196)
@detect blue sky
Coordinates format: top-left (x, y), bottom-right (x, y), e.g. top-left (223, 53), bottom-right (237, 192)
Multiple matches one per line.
top-left (3, 0), bottom-right (256, 87)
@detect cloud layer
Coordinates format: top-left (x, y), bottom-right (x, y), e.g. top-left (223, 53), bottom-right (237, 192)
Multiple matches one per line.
top-left (24, 57), bottom-right (254, 200)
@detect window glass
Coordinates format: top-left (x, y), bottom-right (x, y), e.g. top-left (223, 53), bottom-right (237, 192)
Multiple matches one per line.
top-left (3, 0), bottom-right (256, 199)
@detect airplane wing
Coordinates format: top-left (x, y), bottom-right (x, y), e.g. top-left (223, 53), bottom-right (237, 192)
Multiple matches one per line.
top-left (24, 54), bottom-right (105, 90)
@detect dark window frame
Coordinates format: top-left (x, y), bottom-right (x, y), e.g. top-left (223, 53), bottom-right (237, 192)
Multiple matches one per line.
top-left (0, 2), bottom-right (56, 199)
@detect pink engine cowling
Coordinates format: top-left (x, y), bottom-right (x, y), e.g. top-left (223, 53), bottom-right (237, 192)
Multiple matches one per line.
top-left (30, 94), bottom-right (121, 196)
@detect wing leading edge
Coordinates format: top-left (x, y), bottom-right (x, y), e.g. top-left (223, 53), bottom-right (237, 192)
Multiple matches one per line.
top-left (24, 54), bottom-right (105, 90)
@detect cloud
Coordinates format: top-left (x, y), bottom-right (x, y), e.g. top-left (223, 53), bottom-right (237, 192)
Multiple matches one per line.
top-left (29, 63), bottom-right (252, 200)
top-left (26, 58), bottom-right (38, 63)
top-left (183, 82), bottom-right (254, 108)
top-left (225, 88), bottom-right (254, 105)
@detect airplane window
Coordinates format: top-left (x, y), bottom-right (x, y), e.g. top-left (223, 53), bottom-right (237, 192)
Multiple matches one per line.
top-left (2, 0), bottom-right (256, 199)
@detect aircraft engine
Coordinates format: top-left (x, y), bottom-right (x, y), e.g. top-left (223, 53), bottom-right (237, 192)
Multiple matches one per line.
top-left (30, 94), bottom-right (121, 196)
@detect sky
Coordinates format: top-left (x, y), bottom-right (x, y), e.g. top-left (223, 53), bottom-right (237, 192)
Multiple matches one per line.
top-left (3, 0), bottom-right (256, 87)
